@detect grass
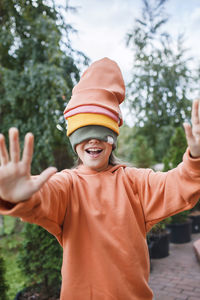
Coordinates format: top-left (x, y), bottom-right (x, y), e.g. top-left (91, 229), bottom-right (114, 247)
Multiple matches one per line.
top-left (0, 216), bottom-right (26, 300)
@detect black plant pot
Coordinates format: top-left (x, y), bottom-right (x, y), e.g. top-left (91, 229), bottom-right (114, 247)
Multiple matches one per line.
top-left (14, 285), bottom-right (60, 300)
top-left (189, 214), bottom-right (200, 233)
top-left (167, 219), bottom-right (192, 244)
top-left (14, 290), bottom-right (23, 300)
top-left (148, 230), bottom-right (170, 259)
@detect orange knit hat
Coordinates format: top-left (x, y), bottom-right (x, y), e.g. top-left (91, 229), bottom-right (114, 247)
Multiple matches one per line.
top-left (64, 57), bottom-right (125, 136)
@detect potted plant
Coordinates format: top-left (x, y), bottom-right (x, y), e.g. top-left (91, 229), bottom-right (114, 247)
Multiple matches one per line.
top-left (166, 211), bottom-right (192, 244)
top-left (189, 200), bottom-right (200, 233)
top-left (14, 284), bottom-right (60, 300)
top-left (147, 220), bottom-right (170, 259)
top-left (162, 127), bottom-right (192, 243)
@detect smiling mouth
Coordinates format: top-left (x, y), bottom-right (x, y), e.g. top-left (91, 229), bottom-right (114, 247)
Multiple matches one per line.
top-left (85, 148), bottom-right (103, 156)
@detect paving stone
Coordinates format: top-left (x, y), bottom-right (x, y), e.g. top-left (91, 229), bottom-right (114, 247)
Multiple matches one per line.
top-left (176, 285), bottom-right (195, 292)
top-left (149, 233), bottom-right (200, 300)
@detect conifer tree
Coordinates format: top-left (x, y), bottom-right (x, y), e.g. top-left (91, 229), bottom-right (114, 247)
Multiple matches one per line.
top-left (126, 0), bottom-right (194, 161)
top-left (162, 126), bottom-right (189, 223)
top-left (116, 125), bottom-right (154, 167)
top-left (132, 135), bottom-right (155, 168)
top-left (163, 126), bottom-right (187, 171)
top-left (17, 224), bottom-right (62, 297)
top-left (0, 0), bottom-right (87, 172)
top-left (0, 0), bottom-right (87, 295)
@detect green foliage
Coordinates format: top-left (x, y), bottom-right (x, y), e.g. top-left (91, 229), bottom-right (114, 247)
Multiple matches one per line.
top-left (0, 215), bottom-right (23, 238)
top-left (116, 124), bottom-right (154, 167)
top-left (17, 223), bottom-right (62, 296)
top-left (2, 216), bottom-right (15, 235)
top-left (126, 0), bottom-right (194, 162)
top-left (149, 219), bottom-right (170, 235)
top-left (163, 126), bottom-right (189, 223)
top-left (0, 0), bottom-right (87, 173)
top-left (163, 126), bottom-right (187, 171)
top-left (115, 124), bottom-right (135, 163)
top-left (0, 249), bottom-right (9, 300)
top-left (0, 233), bottom-right (26, 299)
top-left (0, 1), bottom-right (87, 296)
top-left (132, 134), bottom-right (155, 168)
top-left (167, 211), bottom-right (189, 224)
top-left (0, 216), bottom-right (4, 236)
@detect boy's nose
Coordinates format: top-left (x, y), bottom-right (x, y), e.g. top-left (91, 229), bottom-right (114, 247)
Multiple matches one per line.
top-left (88, 139), bottom-right (100, 144)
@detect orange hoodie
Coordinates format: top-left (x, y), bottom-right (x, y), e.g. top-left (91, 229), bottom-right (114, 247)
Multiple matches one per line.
top-left (0, 148), bottom-right (200, 300)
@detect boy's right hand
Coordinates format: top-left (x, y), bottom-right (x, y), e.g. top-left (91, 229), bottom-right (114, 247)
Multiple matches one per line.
top-left (0, 128), bottom-right (57, 203)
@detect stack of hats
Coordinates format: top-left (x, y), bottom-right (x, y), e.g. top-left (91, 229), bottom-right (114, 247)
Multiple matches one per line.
top-left (63, 57), bottom-right (125, 151)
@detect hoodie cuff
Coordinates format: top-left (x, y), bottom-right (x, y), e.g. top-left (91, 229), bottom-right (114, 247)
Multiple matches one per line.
top-left (183, 147), bottom-right (200, 174)
top-left (0, 199), bottom-right (16, 211)
top-left (0, 195), bottom-right (40, 220)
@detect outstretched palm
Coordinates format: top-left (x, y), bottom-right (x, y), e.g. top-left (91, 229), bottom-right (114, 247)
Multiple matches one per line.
top-left (184, 99), bottom-right (200, 158)
top-left (0, 128), bottom-right (57, 203)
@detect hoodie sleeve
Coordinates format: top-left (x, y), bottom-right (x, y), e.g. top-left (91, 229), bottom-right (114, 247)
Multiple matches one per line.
top-left (126, 148), bottom-right (200, 232)
top-left (0, 170), bottom-right (72, 245)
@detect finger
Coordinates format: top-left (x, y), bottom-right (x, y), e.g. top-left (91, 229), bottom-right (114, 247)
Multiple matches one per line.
top-left (191, 99), bottom-right (200, 125)
top-left (34, 167), bottom-right (57, 191)
top-left (22, 133), bottom-right (34, 169)
top-left (183, 122), bottom-right (196, 144)
top-left (0, 134), bottom-right (9, 165)
top-left (9, 128), bottom-right (20, 163)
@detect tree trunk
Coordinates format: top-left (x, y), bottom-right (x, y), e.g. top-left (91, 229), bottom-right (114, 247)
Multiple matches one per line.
top-left (11, 218), bottom-right (24, 234)
top-left (0, 215), bottom-right (4, 236)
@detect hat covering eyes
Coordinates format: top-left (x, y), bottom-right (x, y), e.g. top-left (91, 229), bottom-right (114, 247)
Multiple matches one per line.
top-left (63, 57), bottom-right (125, 150)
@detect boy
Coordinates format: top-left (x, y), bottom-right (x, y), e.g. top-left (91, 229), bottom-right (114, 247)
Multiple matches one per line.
top-left (0, 58), bottom-right (200, 300)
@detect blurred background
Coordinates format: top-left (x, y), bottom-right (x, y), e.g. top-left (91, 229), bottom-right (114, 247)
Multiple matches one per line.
top-left (0, 1), bottom-right (200, 299)
top-left (65, 0), bottom-right (200, 83)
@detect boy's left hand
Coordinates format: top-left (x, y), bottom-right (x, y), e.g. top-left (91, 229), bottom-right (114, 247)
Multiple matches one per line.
top-left (183, 99), bottom-right (200, 158)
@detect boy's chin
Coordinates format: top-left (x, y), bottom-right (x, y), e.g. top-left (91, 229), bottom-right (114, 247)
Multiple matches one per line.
top-left (85, 161), bottom-right (108, 172)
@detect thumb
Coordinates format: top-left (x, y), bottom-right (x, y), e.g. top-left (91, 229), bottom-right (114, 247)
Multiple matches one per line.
top-left (34, 167), bottom-right (57, 191)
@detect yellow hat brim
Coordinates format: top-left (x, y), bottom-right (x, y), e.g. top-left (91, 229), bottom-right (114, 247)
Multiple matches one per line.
top-left (67, 113), bottom-right (119, 136)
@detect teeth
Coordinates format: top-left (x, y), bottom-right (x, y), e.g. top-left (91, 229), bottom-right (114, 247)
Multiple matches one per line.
top-left (86, 148), bottom-right (102, 154)
top-left (87, 148), bottom-right (101, 152)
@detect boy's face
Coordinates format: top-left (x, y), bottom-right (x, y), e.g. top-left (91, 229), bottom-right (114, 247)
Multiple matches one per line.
top-left (76, 139), bottom-right (112, 172)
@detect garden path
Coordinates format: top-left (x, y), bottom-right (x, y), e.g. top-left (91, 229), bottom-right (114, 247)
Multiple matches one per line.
top-left (149, 233), bottom-right (200, 300)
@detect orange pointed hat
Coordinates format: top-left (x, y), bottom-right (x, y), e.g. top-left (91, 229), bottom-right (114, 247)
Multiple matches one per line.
top-left (64, 57), bottom-right (125, 147)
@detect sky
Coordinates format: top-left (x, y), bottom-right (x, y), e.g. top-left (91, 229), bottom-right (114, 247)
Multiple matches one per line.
top-left (58, 0), bottom-right (200, 83)
top-left (57, 0), bottom-right (200, 125)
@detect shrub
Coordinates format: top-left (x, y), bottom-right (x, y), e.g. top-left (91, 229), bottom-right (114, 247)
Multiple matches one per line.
top-left (17, 223), bottom-right (62, 297)
top-left (0, 250), bottom-right (9, 300)
top-left (163, 127), bottom-right (190, 223)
